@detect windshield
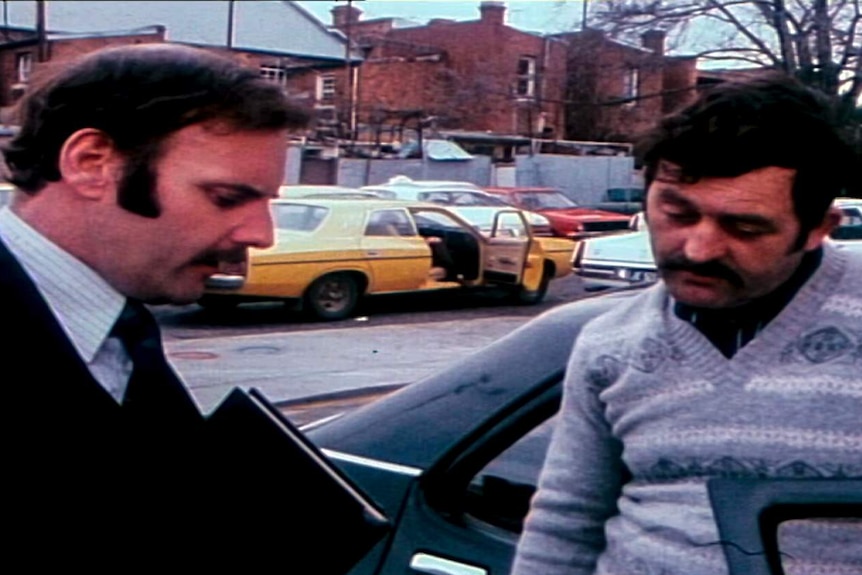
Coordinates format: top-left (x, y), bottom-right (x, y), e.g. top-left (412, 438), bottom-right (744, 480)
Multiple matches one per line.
top-left (271, 204), bottom-right (329, 232)
top-left (418, 191), bottom-right (510, 207)
top-left (515, 191), bottom-right (578, 210)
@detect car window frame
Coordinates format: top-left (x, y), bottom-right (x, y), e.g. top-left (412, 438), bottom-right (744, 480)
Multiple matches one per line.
top-left (418, 377), bottom-right (563, 538)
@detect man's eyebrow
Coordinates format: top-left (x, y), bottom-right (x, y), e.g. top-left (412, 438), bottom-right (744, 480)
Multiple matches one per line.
top-left (654, 185), bottom-right (695, 209)
top-left (206, 182), bottom-right (277, 200)
top-left (718, 213), bottom-right (776, 229)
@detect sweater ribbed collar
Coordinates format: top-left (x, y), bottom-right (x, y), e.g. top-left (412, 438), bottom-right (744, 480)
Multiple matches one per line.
top-left (673, 248), bottom-right (823, 358)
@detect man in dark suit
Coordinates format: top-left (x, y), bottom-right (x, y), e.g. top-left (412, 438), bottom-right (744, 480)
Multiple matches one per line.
top-left (0, 43), bottom-right (307, 567)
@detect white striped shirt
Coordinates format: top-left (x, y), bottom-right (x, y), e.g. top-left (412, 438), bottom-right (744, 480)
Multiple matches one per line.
top-left (0, 205), bottom-right (131, 402)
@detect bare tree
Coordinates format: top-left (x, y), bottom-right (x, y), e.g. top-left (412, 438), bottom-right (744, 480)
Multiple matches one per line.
top-left (591, 0), bottom-right (861, 115)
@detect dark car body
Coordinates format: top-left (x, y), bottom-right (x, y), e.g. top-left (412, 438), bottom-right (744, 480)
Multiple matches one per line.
top-left (483, 187), bottom-right (632, 239)
top-left (306, 287), bottom-right (640, 575)
top-left (299, 284), bottom-right (860, 574)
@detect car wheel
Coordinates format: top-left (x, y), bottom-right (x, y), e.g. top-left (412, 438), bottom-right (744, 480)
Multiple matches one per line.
top-left (198, 294), bottom-right (240, 311)
top-left (304, 273), bottom-right (360, 320)
top-left (513, 267), bottom-right (551, 305)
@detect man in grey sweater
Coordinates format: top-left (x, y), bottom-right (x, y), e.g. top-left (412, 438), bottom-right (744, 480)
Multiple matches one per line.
top-left (511, 74), bottom-right (860, 575)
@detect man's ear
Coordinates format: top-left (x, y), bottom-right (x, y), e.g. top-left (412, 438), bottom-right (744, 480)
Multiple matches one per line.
top-left (803, 206), bottom-right (842, 251)
top-left (57, 129), bottom-right (121, 199)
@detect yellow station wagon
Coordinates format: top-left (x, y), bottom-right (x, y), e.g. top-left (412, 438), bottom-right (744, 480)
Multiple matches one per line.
top-left (202, 198), bottom-right (575, 320)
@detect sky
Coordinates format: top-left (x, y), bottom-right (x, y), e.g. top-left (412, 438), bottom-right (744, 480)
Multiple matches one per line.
top-left (296, 0), bottom-right (589, 35)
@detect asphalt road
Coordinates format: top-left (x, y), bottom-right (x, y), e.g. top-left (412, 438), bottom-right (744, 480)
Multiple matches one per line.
top-left (157, 274), bottom-right (595, 413)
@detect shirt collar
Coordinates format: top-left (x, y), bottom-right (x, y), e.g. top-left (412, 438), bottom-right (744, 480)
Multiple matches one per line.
top-left (0, 206), bottom-right (126, 362)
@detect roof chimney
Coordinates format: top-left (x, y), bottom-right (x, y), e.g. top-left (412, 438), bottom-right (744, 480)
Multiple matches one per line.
top-left (332, 4), bottom-right (362, 29)
top-left (641, 30), bottom-right (666, 55)
top-left (479, 1), bottom-right (506, 26)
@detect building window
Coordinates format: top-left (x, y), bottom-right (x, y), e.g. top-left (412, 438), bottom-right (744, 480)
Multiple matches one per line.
top-left (260, 65), bottom-right (286, 87)
top-left (516, 56), bottom-right (536, 98)
top-left (16, 52), bottom-right (33, 83)
top-left (623, 66), bottom-right (639, 105)
top-left (316, 73), bottom-right (336, 104)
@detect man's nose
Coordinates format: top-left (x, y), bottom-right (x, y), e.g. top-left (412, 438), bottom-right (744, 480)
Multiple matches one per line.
top-left (232, 202), bottom-right (275, 249)
top-left (682, 221), bottom-right (726, 263)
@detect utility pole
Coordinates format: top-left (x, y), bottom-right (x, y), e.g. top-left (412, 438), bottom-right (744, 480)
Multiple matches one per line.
top-left (226, 0), bottom-right (235, 48)
top-left (581, 0), bottom-right (589, 29)
top-left (344, 0), bottom-right (356, 144)
top-left (36, 0), bottom-right (48, 62)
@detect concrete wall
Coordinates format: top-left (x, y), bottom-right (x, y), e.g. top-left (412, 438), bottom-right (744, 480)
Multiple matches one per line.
top-left (303, 153), bottom-right (639, 202)
top-left (284, 144), bottom-right (304, 184)
top-left (336, 156), bottom-right (494, 188)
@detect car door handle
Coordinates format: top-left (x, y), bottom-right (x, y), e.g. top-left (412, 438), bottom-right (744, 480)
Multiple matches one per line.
top-left (365, 250), bottom-right (381, 257)
top-left (409, 552), bottom-right (487, 575)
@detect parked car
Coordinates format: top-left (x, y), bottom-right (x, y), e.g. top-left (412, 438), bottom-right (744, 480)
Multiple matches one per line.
top-left (832, 197), bottom-right (862, 254)
top-left (303, 287), bottom-right (641, 574)
top-left (591, 186), bottom-right (646, 215)
top-left (572, 212), bottom-right (655, 290)
top-left (201, 198), bottom-right (575, 319)
top-left (294, 285), bottom-right (856, 575)
top-left (278, 184), bottom-right (390, 200)
top-left (361, 176), bottom-right (554, 236)
top-left (574, 199), bottom-right (862, 290)
top-left (482, 186), bottom-right (632, 239)
top-left (0, 182), bottom-right (13, 208)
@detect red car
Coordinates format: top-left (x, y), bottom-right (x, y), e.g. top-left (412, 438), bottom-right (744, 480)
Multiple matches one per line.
top-left (484, 187), bottom-right (632, 239)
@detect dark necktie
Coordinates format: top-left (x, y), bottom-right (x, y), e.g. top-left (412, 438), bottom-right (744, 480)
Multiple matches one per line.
top-left (111, 299), bottom-right (200, 424)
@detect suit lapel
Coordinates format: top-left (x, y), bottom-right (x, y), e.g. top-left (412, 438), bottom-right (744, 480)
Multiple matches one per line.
top-left (0, 238), bottom-right (120, 413)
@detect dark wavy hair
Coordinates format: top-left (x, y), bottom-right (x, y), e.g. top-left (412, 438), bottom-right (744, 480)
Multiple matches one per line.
top-left (2, 43), bottom-right (308, 216)
top-left (637, 72), bottom-right (857, 242)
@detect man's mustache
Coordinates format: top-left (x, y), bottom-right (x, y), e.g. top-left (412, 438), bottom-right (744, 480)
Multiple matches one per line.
top-left (659, 255), bottom-right (744, 288)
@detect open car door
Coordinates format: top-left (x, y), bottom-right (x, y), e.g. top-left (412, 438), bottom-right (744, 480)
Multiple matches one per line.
top-left (707, 478), bottom-right (862, 575)
top-left (482, 209), bottom-right (532, 286)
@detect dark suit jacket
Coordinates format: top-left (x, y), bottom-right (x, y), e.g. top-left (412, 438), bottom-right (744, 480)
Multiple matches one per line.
top-left (0, 237), bottom-right (209, 568)
top-left (1, 237), bottom-right (349, 571)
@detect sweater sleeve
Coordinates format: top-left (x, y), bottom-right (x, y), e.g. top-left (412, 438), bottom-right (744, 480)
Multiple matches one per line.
top-left (510, 333), bottom-right (626, 575)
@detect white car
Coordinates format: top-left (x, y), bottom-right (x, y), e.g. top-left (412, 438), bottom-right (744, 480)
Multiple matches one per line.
top-left (361, 175), bottom-right (554, 236)
top-left (572, 200), bottom-right (862, 290)
top-left (572, 224), bottom-right (656, 290)
top-left (0, 182), bottom-right (14, 208)
top-left (278, 185), bottom-right (391, 200)
top-left (832, 197), bottom-right (862, 254)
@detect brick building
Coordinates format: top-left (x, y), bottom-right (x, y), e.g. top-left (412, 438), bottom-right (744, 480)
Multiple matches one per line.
top-left (0, 26), bottom-right (169, 112)
top-left (330, 1), bottom-right (569, 141)
top-left (552, 28), bottom-right (698, 142)
top-left (0, 1), bottom-right (702, 146)
top-left (328, 1), bottom-right (699, 144)
top-left (0, 1), bottom-right (357, 132)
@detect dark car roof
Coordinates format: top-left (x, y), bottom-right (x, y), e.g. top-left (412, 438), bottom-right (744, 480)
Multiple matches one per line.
top-left (309, 286), bottom-right (644, 469)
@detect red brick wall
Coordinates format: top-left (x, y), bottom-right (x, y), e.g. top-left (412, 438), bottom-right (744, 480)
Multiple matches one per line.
top-left (354, 18), bottom-right (568, 137)
top-left (0, 31), bottom-right (165, 108)
top-left (0, 30), bottom-right (335, 133)
top-left (561, 31), bottom-right (667, 142)
top-left (662, 57), bottom-right (699, 114)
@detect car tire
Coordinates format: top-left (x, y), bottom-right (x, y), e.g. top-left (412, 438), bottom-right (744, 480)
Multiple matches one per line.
top-left (198, 294), bottom-right (240, 311)
top-left (513, 266), bottom-right (551, 305)
top-left (304, 273), bottom-right (360, 321)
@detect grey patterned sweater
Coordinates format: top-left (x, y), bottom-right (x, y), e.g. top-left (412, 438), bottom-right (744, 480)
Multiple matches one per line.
top-left (511, 244), bottom-right (862, 575)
